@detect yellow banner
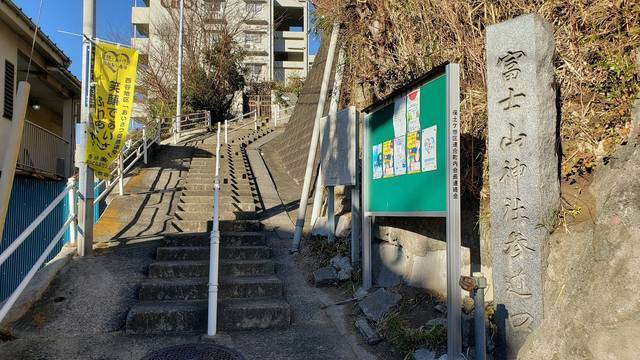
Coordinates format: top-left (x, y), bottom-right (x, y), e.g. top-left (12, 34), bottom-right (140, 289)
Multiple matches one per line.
top-left (86, 41), bottom-right (138, 179)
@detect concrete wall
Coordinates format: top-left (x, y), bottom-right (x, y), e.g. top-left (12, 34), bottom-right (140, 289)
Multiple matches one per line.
top-left (262, 33), bottom-right (338, 183)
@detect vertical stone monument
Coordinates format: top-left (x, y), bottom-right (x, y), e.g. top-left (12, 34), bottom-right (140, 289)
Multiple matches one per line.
top-left (486, 14), bottom-right (559, 359)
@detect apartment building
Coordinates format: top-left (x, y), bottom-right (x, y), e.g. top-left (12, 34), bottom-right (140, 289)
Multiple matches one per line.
top-left (131, 0), bottom-right (313, 84)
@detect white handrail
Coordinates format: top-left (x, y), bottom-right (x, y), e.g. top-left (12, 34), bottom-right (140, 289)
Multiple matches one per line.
top-left (0, 213), bottom-right (74, 324)
top-left (224, 110), bottom-right (260, 143)
top-left (0, 182), bottom-right (73, 267)
top-left (207, 122), bottom-right (222, 336)
top-left (94, 124), bottom-right (159, 203)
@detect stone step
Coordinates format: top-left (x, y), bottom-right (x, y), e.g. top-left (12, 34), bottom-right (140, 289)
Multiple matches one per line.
top-left (174, 210), bottom-right (257, 221)
top-left (179, 194), bottom-right (256, 204)
top-left (162, 232), bottom-right (266, 247)
top-left (148, 259), bottom-right (275, 279)
top-left (156, 246), bottom-right (270, 261)
top-left (125, 301), bottom-right (206, 334)
top-left (182, 188), bottom-right (256, 196)
top-left (138, 275), bottom-right (283, 301)
top-left (177, 202), bottom-right (256, 213)
top-left (183, 183), bottom-right (255, 192)
top-left (220, 220), bottom-right (262, 232)
top-left (218, 298), bottom-right (291, 331)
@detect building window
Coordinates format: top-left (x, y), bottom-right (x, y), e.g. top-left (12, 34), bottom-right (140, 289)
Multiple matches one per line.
top-left (246, 3), bottom-right (263, 17)
top-left (244, 33), bottom-right (262, 48)
top-left (3, 60), bottom-right (15, 119)
top-left (248, 64), bottom-right (263, 81)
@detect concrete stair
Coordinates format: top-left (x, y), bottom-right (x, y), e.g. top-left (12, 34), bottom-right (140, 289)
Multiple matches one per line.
top-left (126, 124), bottom-right (291, 335)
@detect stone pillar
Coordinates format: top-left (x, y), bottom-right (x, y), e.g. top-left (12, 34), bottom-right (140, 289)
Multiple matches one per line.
top-left (486, 14), bottom-right (559, 359)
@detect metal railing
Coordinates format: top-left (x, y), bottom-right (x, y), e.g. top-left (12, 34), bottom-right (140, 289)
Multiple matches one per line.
top-left (0, 119), bottom-right (169, 323)
top-left (207, 123), bottom-right (222, 336)
top-left (272, 106), bottom-right (293, 127)
top-left (0, 178), bottom-right (77, 324)
top-left (223, 110), bottom-right (258, 144)
top-left (172, 111), bottom-right (212, 144)
top-left (95, 122), bottom-right (161, 203)
top-left (17, 120), bottom-right (70, 178)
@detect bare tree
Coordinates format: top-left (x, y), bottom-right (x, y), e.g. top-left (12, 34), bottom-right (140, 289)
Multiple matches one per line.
top-left (139, 0), bottom-right (258, 120)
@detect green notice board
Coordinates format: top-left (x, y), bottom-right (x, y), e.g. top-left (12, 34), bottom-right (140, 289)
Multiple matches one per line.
top-left (364, 73), bottom-right (448, 215)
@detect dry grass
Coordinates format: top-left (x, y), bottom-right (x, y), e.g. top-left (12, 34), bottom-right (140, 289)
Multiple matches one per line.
top-left (313, 0), bottom-right (640, 189)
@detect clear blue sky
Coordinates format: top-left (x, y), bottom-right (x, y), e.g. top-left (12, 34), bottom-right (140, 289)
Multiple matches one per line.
top-left (13, 0), bottom-right (321, 79)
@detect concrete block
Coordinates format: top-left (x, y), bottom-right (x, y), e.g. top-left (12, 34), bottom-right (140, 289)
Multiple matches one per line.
top-left (358, 288), bottom-right (401, 322)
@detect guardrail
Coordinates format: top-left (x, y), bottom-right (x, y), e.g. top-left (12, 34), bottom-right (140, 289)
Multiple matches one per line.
top-left (272, 106), bottom-right (293, 127)
top-left (0, 178), bottom-right (77, 324)
top-left (95, 121), bottom-right (161, 203)
top-left (223, 110), bottom-right (258, 144)
top-left (0, 112), bottom-right (210, 325)
top-left (172, 111), bottom-right (212, 144)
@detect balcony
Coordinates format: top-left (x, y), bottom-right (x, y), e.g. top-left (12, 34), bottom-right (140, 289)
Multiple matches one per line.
top-left (17, 121), bottom-right (70, 179)
top-left (131, 38), bottom-right (149, 54)
top-left (131, 7), bottom-right (150, 25)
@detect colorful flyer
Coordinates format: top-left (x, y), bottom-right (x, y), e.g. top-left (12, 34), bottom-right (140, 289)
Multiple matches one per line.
top-left (407, 89), bottom-right (421, 132)
top-left (422, 125), bottom-right (437, 172)
top-left (393, 136), bottom-right (407, 176)
top-left (372, 144), bottom-right (383, 179)
top-left (393, 96), bottom-right (407, 137)
top-left (383, 140), bottom-right (394, 178)
top-left (407, 131), bottom-right (421, 174)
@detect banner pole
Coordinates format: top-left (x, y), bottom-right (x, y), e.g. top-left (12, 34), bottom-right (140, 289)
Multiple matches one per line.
top-left (77, 0), bottom-right (95, 257)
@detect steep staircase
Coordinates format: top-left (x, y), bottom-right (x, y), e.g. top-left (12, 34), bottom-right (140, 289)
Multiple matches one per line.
top-left (125, 122), bottom-right (292, 334)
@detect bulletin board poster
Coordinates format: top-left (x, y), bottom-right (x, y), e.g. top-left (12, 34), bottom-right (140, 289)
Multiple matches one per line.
top-left (364, 65), bottom-right (456, 216)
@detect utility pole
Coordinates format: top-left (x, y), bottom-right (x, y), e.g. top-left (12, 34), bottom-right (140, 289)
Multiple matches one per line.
top-left (175, 0), bottom-right (184, 143)
top-left (291, 23), bottom-right (340, 252)
top-left (77, 0), bottom-right (95, 257)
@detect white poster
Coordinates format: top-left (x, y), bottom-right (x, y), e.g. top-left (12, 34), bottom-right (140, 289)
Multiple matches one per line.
top-left (422, 125), bottom-right (437, 172)
top-left (393, 96), bottom-right (407, 137)
top-left (393, 136), bottom-right (407, 176)
top-left (407, 89), bottom-right (421, 132)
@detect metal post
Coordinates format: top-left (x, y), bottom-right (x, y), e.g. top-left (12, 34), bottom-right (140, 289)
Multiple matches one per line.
top-left (77, 0), bottom-right (95, 257)
top-left (310, 166), bottom-right (323, 229)
top-left (207, 121), bottom-right (222, 336)
top-left (446, 63), bottom-right (462, 359)
top-left (225, 120), bottom-right (228, 144)
top-left (310, 46), bottom-right (345, 243)
top-left (274, 108), bottom-right (278, 127)
top-left (142, 126), bottom-right (148, 164)
top-left (473, 273), bottom-right (488, 360)
top-left (175, 0), bottom-right (184, 145)
top-left (327, 186), bottom-right (335, 244)
top-left (291, 23), bottom-right (340, 251)
top-left (68, 177), bottom-right (77, 245)
top-left (351, 111), bottom-right (361, 264)
top-left (118, 151), bottom-right (124, 196)
top-left (0, 82), bottom-right (30, 240)
top-left (362, 216), bottom-right (372, 289)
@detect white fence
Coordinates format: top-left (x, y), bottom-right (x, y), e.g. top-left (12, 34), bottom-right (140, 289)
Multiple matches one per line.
top-left (223, 110), bottom-right (259, 144)
top-left (272, 106), bottom-right (293, 127)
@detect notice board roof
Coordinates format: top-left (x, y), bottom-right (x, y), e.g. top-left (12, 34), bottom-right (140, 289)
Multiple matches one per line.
top-left (363, 62), bottom-right (450, 114)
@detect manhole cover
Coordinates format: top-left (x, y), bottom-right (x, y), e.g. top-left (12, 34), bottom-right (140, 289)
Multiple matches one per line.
top-left (143, 344), bottom-right (245, 360)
